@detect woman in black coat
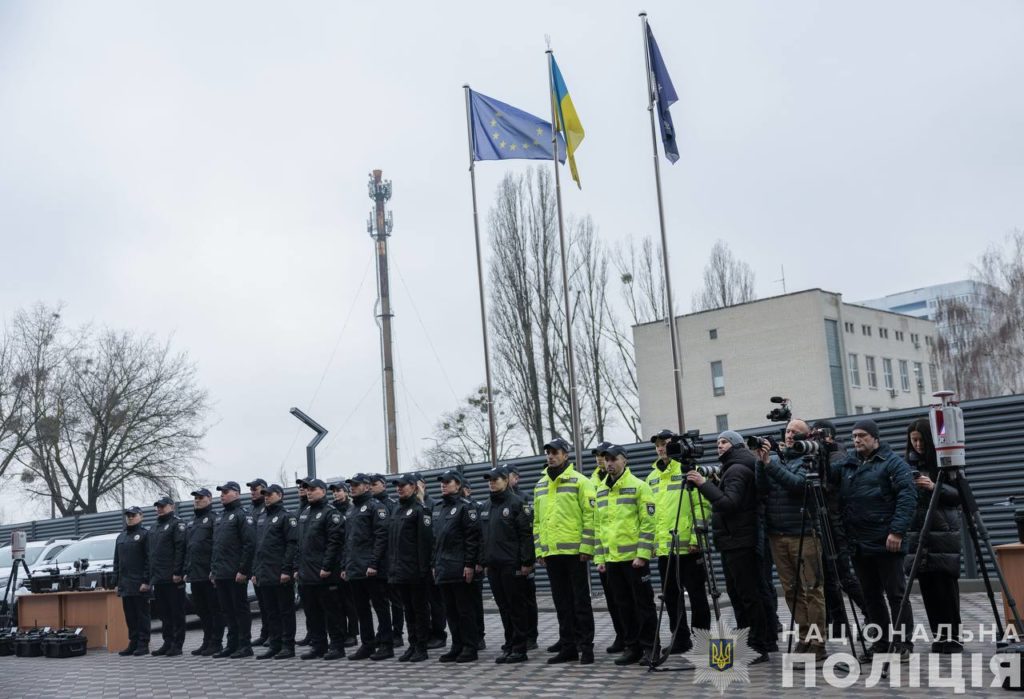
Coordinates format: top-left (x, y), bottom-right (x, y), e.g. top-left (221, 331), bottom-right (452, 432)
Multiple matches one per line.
top-left (904, 418), bottom-right (963, 653)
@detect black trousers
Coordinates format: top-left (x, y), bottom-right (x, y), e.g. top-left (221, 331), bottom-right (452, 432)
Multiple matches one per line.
top-left (388, 583), bottom-right (405, 638)
top-left (598, 569), bottom-right (625, 644)
top-left (428, 583), bottom-right (447, 640)
top-left (337, 579), bottom-right (359, 638)
top-left (918, 572), bottom-right (961, 642)
top-left (254, 583), bottom-right (271, 640)
top-left (300, 583), bottom-right (344, 652)
top-left (261, 582), bottom-right (297, 648)
top-left (657, 554), bottom-right (710, 647)
top-left (440, 581), bottom-right (480, 653)
top-left (153, 582), bottom-right (186, 648)
top-left (545, 554), bottom-right (594, 651)
top-left (189, 579), bottom-right (224, 648)
top-left (823, 547), bottom-right (867, 639)
top-left (396, 582), bottom-right (430, 651)
top-left (215, 578), bottom-right (252, 650)
top-left (852, 552), bottom-right (915, 647)
top-left (756, 530), bottom-right (781, 646)
top-left (351, 577), bottom-right (392, 646)
top-left (489, 565), bottom-right (530, 653)
top-left (121, 595), bottom-right (151, 647)
top-left (524, 574), bottom-right (539, 642)
top-left (722, 548), bottom-right (768, 654)
top-left (473, 576), bottom-right (485, 642)
top-left (605, 561), bottom-right (658, 650)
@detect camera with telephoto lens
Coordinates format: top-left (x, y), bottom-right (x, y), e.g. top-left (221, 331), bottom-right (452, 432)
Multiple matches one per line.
top-left (746, 433), bottom-right (781, 453)
top-left (665, 429), bottom-right (705, 461)
top-left (767, 396), bottom-right (793, 422)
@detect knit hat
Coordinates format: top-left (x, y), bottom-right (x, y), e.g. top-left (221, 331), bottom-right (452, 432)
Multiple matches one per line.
top-left (718, 430), bottom-right (744, 447)
top-left (852, 419), bottom-right (880, 439)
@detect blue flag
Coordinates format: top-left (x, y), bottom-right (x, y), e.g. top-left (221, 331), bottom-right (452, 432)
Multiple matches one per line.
top-left (469, 89), bottom-right (565, 162)
top-left (647, 24), bottom-right (679, 163)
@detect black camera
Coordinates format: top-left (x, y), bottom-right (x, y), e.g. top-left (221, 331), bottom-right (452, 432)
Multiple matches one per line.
top-left (746, 433), bottom-right (780, 453)
top-left (767, 396), bottom-right (792, 422)
top-left (666, 429), bottom-right (705, 461)
top-left (787, 439), bottom-right (823, 456)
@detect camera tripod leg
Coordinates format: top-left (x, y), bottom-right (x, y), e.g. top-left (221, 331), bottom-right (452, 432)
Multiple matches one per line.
top-left (784, 484), bottom-right (813, 654)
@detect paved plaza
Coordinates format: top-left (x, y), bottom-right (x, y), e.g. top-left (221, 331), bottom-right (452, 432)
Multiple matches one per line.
top-left (0, 590), bottom-right (1017, 698)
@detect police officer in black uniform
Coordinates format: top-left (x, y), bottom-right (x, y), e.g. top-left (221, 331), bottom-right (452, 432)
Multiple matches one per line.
top-left (186, 487), bottom-right (224, 656)
top-left (508, 464), bottom-right (539, 650)
top-left (246, 477), bottom-right (271, 648)
top-left (252, 483), bottom-right (298, 659)
top-left (211, 481), bottom-right (257, 658)
top-left (481, 465), bottom-right (534, 663)
top-left (296, 478), bottom-right (347, 661)
top-left (330, 481), bottom-right (359, 647)
top-left (461, 480), bottom-right (487, 651)
top-left (434, 470), bottom-right (482, 663)
top-left (416, 473), bottom-right (448, 650)
top-left (342, 473), bottom-right (394, 661)
top-left (386, 473), bottom-right (434, 662)
top-left (115, 506), bottom-right (152, 656)
top-left (370, 473), bottom-right (405, 649)
top-left (294, 478), bottom-right (313, 648)
top-left (148, 496), bottom-right (187, 656)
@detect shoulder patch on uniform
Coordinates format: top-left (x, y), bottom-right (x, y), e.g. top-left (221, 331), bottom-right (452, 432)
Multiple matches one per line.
top-left (246, 516), bottom-right (254, 524)
top-left (332, 514), bottom-right (341, 524)
top-left (133, 534), bottom-right (140, 541)
top-left (378, 509), bottom-right (387, 519)
top-left (289, 518), bottom-right (297, 527)
top-left (502, 507), bottom-right (510, 518)
top-left (272, 515), bottom-right (279, 523)
top-left (360, 504), bottom-right (367, 512)
top-left (228, 513), bottom-right (235, 520)
top-left (468, 510), bottom-right (478, 521)
top-left (523, 504), bottom-right (532, 516)
top-left (423, 515), bottom-right (432, 526)
top-left (589, 497), bottom-right (596, 508)
top-left (315, 512), bottom-right (322, 519)
top-left (178, 523), bottom-right (186, 531)
top-left (646, 503), bottom-right (656, 516)
top-left (203, 517), bottom-right (209, 524)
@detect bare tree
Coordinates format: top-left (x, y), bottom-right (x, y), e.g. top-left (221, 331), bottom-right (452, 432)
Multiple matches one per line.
top-left (692, 240), bottom-right (757, 311)
top-left (8, 304), bottom-right (210, 515)
top-left (419, 386), bottom-right (521, 469)
top-left (0, 321), bottom-right (30, 482)
top-left (571, 216), bottom-right (611, 444)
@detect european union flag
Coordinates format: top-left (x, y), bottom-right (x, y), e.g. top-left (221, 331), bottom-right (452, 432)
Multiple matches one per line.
top-left (469, 89), bottom-right (565, 163)
top-left (647, 24), bottom-right (679, 164)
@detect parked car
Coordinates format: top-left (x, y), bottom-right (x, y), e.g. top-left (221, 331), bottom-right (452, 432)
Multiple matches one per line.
top-left (0, 538), bottom-right (75, 609)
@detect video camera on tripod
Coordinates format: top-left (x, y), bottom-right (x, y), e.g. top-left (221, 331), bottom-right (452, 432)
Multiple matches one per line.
top-left (664, 430), bottom-right (720, 484)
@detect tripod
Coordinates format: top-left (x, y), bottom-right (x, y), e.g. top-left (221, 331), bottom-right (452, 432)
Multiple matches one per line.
top-left (788, 461), bottom-right (868, 658)
top-left (649, 465), bottom-right (722, 672)
top-left (0, 556), bottom-right (32, 627)
top-left (893, 464), bottom-right (1023, 653)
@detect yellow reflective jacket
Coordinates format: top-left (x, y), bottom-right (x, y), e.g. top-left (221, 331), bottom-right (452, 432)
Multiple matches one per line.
top-left (645, 459), bottom-right (710, 556)
top-left (590, 466), bottom-right (607, 489)
top-left (594, 468), bottom-right (656, 565)
top-left (533, 463), bottom-right (596, 558)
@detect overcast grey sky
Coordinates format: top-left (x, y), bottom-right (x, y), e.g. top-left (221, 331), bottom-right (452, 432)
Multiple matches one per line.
top-left (1, 1), bottom-right (1022, 520)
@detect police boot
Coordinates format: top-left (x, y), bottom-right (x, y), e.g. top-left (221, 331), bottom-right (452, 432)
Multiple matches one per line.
top-left (398, 647), bottom-right (416, 662)
top-left (322, 647), bottom-right (346, 661)
top-left (165, 645), bottom-right (183, 657)
top-left (455, 648), bottom-right (478, 663)
top-left (439, 648), bottom-right (461, 663)
top-left (344, 636), bottom-right (358, 648)
top-left (150, 643), bottom-right (170, 656)
top-left (370, 644), bottom-right (394, 661)
top-left (191, 642), bottom-right (208, 656)
top-left (639, 648), bottom-right (655, 667)
top-left (606, 638), bottom-right (625, 654)
top-left (504, 650), bottom-right (528, 664)
top-left (427, 634), bottom-right (447, 650)
top-left (273, 645), bottom-right (295, 660)
top-left (118, 643), bottom-right (138, 657)
top-left (579, 645), bottom-right (595, 665)
top-left (257, 646), bottom-right (281, 660)
top-left (348, 644), bottom-right (374, 660)
top-left (408, 646), bottom-right (428, 662)
top-left (297, 635), bottom-right (312, 646)
top-left (546, 640), bottom-right (563, 653)
top-left (300, 648), bottom-right (325, 660)
top-left (615, 646), bottom-right (643, 666)
top-left (252, 634), bottom-right (268, 648)
top-left (211, 646), bottom-right (236, 658)
top-left (133, 644), bottom-right (150, 656)
top-left (202, 643), bottom-right (223, 656)
top-left (393, 634), bottom-right (405, 648)
top-left (546, 647), bottom-right (579, 664)
top-left (229, 646), bottom-right (254, 658)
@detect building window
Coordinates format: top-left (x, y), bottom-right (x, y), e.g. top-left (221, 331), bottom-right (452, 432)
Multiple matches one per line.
top-left (711, 361), bottom-right (725, 397)
top-left (709, 328), bottom-right (718, 340)
top-left (895, 330), bottom-right (904, 341)
top-left (844, 321), bottom-right (855, 333)
top-left (866, 356), bottom-right (878, 389)
top-left (848, 353), bottom-right (861, 387)
top-left (855, 406), bottom-right (864, 414)
top-left (824, 319), bottom-right (848, 416)
top-left (879, 328), bottom-right (888, 339)
top-left (925, 335), bottom-right (933, 347)
top-left (929, 363), bottom-right (939, 392)
top-left (882, 358), bottom-right (894, 390)
top-left (871, 406), bottom-right (882, 413)
top-left (911, 333), bottom-right (920, 346)
top-left (716, 414), bottom-right (729, 432)
top-left (913, 362), bottom-right (924, 394)
top-left (862, 324), bottom-right (872, 336)
top-left (899, 360), bottom-right (911, 391)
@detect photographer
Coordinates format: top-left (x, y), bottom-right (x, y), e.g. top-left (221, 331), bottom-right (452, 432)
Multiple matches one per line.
top-left (828, 419), bottom-right (917, 660)
top-left (755, 421), bottom-right (827, 661)
top-left (687, 432), bottom-right (770, 664)
top-left (904, 418), bottom-right (963, 653)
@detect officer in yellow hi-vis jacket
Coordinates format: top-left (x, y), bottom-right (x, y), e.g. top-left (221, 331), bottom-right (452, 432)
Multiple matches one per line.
top-left (533, 437), bottom-right (597, 665)
top-left (594, 444), bottom-right (658, 666)
top-left (589, 441), bottom-right (626, 655)
top-left (646, 429), bottom-right (711, 654)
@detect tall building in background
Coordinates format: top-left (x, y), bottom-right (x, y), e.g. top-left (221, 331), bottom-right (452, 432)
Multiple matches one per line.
top-left (858, 280), bottom-right (990, 326)
top-left (633, 289), bottom-right (938, 436)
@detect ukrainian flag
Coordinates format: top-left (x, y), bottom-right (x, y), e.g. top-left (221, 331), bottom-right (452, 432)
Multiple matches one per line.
top-left (549, 56), bottom-right (585, 188)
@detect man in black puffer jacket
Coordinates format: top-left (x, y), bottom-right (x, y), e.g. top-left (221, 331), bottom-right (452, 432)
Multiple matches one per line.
top-left (387, 473), bottom-right (434, 662)
top-left (148, 496), bottom-right (187, 656)
top-left (252, 484), bottom-right (299, 659)
top-left (342, 473), bottom-right (393, 661)
top-left (687, 433), bottom-right (769, 663)
top-left (295, 478), bottom-right (347, 661)
top-left (432, 470), bottom-right (482, 663)
top-left (186, 488), bottom-right (225, 656)
top-left (211, 481), bottom-right (257, 658)
top-left (828, 419), bottom-right (916, 659)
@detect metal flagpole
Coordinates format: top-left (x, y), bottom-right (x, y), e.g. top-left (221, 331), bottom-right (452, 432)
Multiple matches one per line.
top-left (640, 12), bottom-right (687, 433)
top-left (462, 85), bottom-right (499, 470)
top-left (546, 48), bottom-right (585, 465)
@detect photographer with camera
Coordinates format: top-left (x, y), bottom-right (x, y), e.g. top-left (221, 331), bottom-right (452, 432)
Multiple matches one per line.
top-left (687, 432), bottom-right (770, 664)
top-left (755, 420), bottom-right (828, 661)
top-left (647, 429), bottom-right (710, 655)
top-left (828, 419), bottom-right (917, 660)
